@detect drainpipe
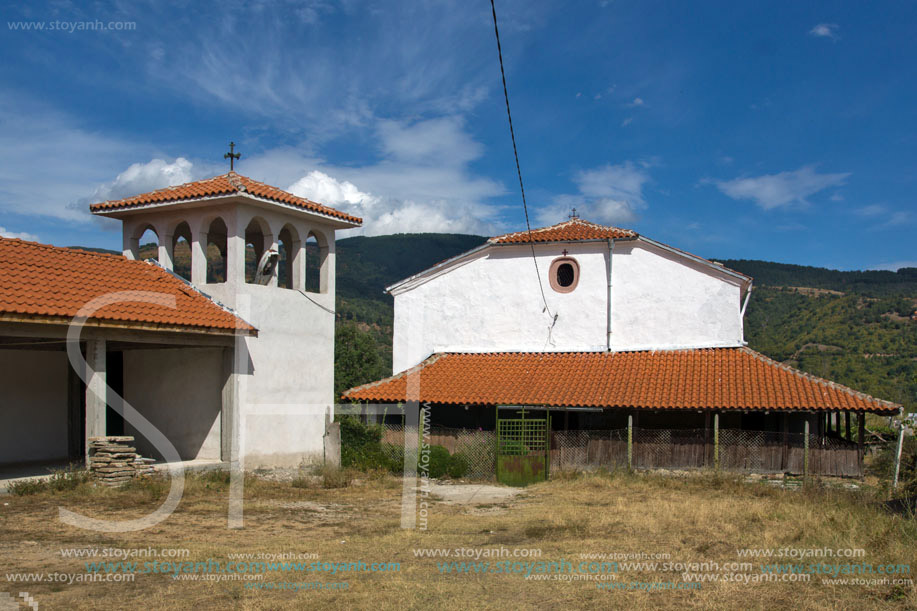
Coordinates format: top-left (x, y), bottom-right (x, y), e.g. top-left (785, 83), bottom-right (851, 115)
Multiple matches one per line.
top-left (739, 283), bottom-right (753, 343)
top-left (607, 239), bottom-right (614, 351)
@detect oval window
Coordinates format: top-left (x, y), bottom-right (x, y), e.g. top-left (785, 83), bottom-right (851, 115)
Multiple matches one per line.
top-left (549, 257), bottom-right (579, 293)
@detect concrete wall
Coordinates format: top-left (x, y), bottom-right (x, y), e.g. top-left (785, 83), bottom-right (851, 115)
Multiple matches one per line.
top-left (0, 350), bottom-right (68, 463)
top-left (207, 283), bottom-right (334, 468)
top-left (123, 347), bottom-right (222, 461)
top-left (392, 239), bottom-right (745, 373)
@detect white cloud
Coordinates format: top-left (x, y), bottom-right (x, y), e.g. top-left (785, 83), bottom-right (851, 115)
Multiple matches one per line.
top-left (870, 261), bottom-right (917, 271)
top-left (0, 95), bottom-right (138, 221)
top-left (621, 117), bottom-right (634, 126)
top-left (809, 23), bottom-right (839, 40)
top-left (712, 166), bottom-right (849, 210)
top-left (879, 211), bottom-right (913, 227)
top-left (855, 204), bottom-right (887, 217)
top-left (288, 171), bottom-right (375, 210)
top-left (138, 2), bottom-right (521, 138)
top-left (282, 117), bottom-right (505, 236)
top-left (627, 97), bottom-right (645, 107)
top-left (84, 158), bottom-right (194, 204)
top-left (0, 226), bottom-right (39, 241)
top-left (536, 161), bottom-right (651, 226)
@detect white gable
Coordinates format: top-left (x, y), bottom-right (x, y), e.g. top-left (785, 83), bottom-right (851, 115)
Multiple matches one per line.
top-left (390, 234), bottom-right (750, 374)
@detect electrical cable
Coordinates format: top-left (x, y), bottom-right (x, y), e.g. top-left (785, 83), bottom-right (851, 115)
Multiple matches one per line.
top-left (489, 0), bottom-right (554, 320)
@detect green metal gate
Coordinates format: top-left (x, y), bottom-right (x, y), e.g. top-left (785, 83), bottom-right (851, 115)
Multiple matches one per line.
top-left (496, 408), bottom-right (549, 486)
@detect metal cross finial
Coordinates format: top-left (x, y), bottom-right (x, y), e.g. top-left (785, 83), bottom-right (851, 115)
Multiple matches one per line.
top-left (569, 207), bottom-right (578, 219)
top-left (224, 141), bottom-right (241, 171)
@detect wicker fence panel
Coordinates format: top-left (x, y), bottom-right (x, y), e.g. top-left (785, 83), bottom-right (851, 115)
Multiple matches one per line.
top-left (633, 428), bottom-right (706, 469)
top-left (378, 424), bottom-right (495, 480)
top-left (550, 430), bottom-right (628, 470)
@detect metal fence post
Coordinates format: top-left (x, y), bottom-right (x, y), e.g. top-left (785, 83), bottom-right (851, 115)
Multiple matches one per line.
top-left (495, 407), bottom-right (500, 482)
top-left (713, 413), bottom-right (719, 471)
top-left (627, 413), bottom-right (633, 470)
top-left (893, 421), bottom-right (906, 492)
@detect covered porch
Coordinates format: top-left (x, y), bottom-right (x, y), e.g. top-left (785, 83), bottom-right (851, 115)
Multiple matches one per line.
top-left (0, 321), bottom-right (243, 482)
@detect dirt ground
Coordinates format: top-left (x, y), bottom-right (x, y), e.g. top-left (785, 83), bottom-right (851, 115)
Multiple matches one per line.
top-left (0, 470), bottom-right (915, 610)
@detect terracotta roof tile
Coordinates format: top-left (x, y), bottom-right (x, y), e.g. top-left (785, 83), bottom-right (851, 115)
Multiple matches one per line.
top-left (89, 172), bottom-right (362, 225)
top-left (0, 238), bottom-right (255, 335)
top-left (342, 348), bottom-right (899, 413)
top-left (489, 218), bottom-right (637, 244)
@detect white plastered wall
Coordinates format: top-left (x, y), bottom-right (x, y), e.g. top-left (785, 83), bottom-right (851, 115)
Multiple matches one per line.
top-left (123, 347), bottom-right (223, 461)
top-left (392, 242), bottom-right (610, 373)
top-left (0, 350), bottom-right (68, 463)
top-left (392, 239), bottom-right (745, 373)
top-left (608, 240), bottom-right (744, 351)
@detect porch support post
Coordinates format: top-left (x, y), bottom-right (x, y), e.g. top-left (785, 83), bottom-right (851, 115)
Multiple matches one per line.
top-left (627, 412), bottom-right (633, 470)
top-left (221, 347), bottom-right (239, 463)
top-left (845, 411), bottom-right (852, 442)
top-left (713, 412), bottom-right (720, 471)
top-left (857, 412), bottom-right (866, 466)
top-left (84, 339), bottom-right (107, 465)
top-left (781, 412), bottom-right (789, 472)
top-left (804, 416), bottom-right (810, 478)
top-left (704, 412), bottom-right (711, 467)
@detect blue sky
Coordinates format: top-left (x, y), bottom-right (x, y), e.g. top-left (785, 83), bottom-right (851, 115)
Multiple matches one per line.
top-left (0, 1), bottom-right (914, 270)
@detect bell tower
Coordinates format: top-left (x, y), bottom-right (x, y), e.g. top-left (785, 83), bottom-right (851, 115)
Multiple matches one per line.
top-left (91, 168), bottom-right (361, 467)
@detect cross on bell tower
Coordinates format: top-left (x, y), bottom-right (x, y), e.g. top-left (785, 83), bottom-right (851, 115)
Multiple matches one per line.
top-left (224, 141), bottom-right (241, 171)
top-left (569, 207), bottom-right (578, 219)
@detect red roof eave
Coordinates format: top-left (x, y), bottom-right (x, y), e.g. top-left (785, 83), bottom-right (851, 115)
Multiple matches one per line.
top-left (89, 172), bottom-right (362, 226)
top-left (341, 348), bottom-right (900, 414)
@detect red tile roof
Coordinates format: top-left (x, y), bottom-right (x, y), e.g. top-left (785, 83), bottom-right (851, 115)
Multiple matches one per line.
top-left (0, 238), bottom-right (255, 335)
top-left (342, 348), bottom-right (899, 413)
top-left (90, 172), bottom-right (362, 225)
top-left (489, 218), bottom-right (637, 244)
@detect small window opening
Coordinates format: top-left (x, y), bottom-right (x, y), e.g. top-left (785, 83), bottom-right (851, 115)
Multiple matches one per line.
top-left (549, 256), bottom-right (579, 293)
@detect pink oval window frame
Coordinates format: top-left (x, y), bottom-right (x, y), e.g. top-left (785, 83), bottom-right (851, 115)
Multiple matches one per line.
top-left (549, 256), bottom-right (579, 293)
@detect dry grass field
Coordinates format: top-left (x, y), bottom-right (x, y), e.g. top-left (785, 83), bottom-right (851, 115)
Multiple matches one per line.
top-left (1, 469), bottom-right (915, 610)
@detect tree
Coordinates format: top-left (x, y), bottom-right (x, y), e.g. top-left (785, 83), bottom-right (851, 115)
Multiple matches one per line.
top-left (335, 322), bottom-right (387, 399)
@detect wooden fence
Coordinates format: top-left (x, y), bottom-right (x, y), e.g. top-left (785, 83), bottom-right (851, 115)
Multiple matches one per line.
top-left (550, 429), bottom-right (862, 477)
top-left (377, 425), bottom-right (863, 478)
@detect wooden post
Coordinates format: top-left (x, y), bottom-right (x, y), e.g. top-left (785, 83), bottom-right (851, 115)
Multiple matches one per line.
top-left (627, 413), bottom-right (633, 469)
top-left (781, 412), bottom-right (789, 472)
top-left (845, 412), bottom-right (852, 442)
top-left (704, 412), bottom-right (711, 467)
top-left (804, 417), bottom-right (810, 478)
top-left (857, 412), bottom-right (865, 466)
top-left (713, 412), bottom-right (720, 471)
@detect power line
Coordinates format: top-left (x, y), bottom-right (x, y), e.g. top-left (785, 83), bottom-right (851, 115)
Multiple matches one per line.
top-left (489, 0), bottom-right (553, 319)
